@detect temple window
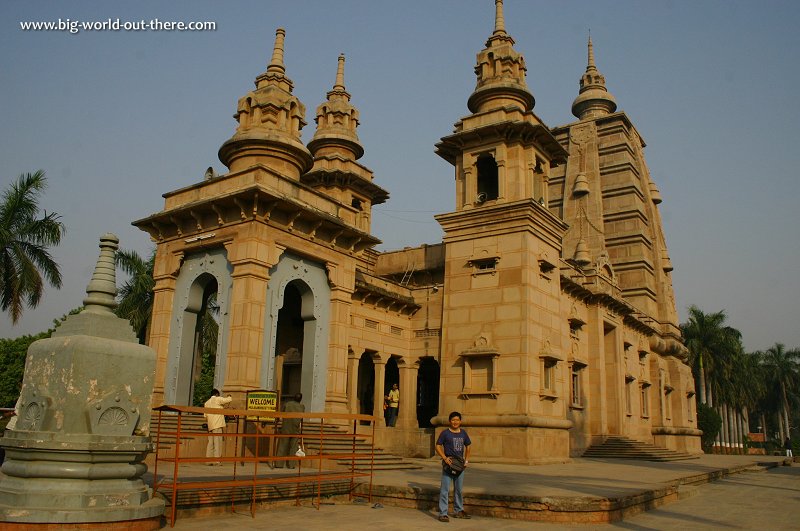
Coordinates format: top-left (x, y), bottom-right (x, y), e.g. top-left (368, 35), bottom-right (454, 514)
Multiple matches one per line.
top-left (570, 362), bottom-right (585, 408)
top-left (641, 382), bottom-right (651, 418)
top-left (476, 154), bottom-right (499, 202)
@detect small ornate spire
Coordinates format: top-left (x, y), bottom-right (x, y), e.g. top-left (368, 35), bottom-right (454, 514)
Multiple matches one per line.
top-left (308, 53), bottom-right (363, 160)
top-left (82, 233), bottom-right (119, 314)
top-left (571, 35), bottom-right (617, 120)
top-left (493, 0), bottom-right (506, 35)
top-left (267, 28), bottom-right (286, 75)
top-left (333, 53), bottom-right (346, 91)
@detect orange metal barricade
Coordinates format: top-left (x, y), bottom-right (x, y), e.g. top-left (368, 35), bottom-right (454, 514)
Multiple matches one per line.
top-left (151, 405), bottom-right (377, 527)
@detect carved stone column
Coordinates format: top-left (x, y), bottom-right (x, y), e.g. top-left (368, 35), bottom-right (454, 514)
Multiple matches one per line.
top-left (372, 358), bottom-right (387, 425)
top-left (346, 347), bottom-right (359, 414)
top-left (398, 361), bottom-right (419, 428)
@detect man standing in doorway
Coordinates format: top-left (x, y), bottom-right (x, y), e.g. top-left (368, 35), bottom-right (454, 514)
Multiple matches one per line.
top-left (204, 389), bottom-right (232, 465)
top-left (385, 383), bottom-right (400, 427)
top-left (276, 393), bottom-right (305, 468)
top-left (436, 411), bottom-right (471, 522)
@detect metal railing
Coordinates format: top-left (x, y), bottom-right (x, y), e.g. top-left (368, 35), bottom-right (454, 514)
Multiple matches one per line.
top-left (151, 405), bottom-right (377, 527)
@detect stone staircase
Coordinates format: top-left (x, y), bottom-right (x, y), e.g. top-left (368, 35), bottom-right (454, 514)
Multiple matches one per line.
top-left (147, 414), bottom-right (422, 470)
top-left (149, 412), bottom-right (207, 450)
top-left (300, 422), bottom-right (422, 471)
top-left (582, 435), bottom-right (699, 461)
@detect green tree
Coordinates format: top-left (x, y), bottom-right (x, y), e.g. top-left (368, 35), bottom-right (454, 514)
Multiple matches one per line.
top-left (0, 171), bottom-right (66, 323)
top-left (697, 402), bottom-right (722, 453)
top-left (0, 308), bottom-right (80, 408)
top-left (681, 306), bottom-right (742, 406)
top-left (761, 343), bottom-right (800, 440)
top-left (115, 248), bottom-right (155, 344)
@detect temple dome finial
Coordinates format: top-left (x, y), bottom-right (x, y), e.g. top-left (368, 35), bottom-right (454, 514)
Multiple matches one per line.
top-left (493, 0), bottom-right (507, 35)
top-left (219, 27), bottom-right (312, 177)
top-left (308, 53), bottom-right (364, 160)
top-left (571, 35), bottom-right (617, 120)
top-left (267, 28), bottom-right (286, 75)
top-left (468, 0), bottom-right (534, 113)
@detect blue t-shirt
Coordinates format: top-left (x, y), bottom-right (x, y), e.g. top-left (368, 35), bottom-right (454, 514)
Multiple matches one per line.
top-left (436, 428), bottom-right (471, 458)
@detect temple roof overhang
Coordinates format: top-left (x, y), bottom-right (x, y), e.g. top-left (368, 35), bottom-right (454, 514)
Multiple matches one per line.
top-left (133, 182), bottom-right (380, 254)
top-left (436, 119), bottom-right (568, 166)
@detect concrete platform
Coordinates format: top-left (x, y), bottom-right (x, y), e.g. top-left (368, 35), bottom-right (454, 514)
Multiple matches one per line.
top-left (142, 453), bottom-right (788, 526)
top-left (2, 454), bottom-right (789, 527)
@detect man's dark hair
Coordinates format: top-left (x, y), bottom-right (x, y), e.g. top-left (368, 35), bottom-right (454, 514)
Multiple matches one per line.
top-left (211, 389), bottom-right (221, 397)
top-left (448, 411), bottom-right (461, 421)
top-left (294, 393), bottom-right (302, 402)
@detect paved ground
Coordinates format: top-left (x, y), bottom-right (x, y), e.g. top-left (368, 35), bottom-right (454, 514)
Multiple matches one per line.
top-left (164, 456), bottom-right (798, 530)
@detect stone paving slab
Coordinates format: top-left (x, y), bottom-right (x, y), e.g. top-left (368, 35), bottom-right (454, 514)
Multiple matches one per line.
top-left (167, 462), bottom-right (800, 530)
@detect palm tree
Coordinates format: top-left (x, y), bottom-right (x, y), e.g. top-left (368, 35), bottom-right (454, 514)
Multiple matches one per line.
top-left (681, 305), bottom-right (742, 406)
top-left (0, 171), bottom-right (66, 323)
top-left (115, 248), bottom-right (155, 344)
top-left (761, 343), bottom-right (800, 440)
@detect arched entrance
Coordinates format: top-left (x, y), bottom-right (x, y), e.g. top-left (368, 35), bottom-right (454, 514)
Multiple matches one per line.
top-left (262, 253), bottom-right (331, 413)
top-left (274, 281), bottom-right (305, 400)
top-left (416, 357), bottom-right (440, 428)
top-left (164, 249), bottom-right (232, 405)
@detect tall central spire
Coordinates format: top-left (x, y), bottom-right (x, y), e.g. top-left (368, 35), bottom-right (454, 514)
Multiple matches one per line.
top-left (467, 0), bottom-right (533, 113)
top-left (571, 35), bottom-right (617, 120)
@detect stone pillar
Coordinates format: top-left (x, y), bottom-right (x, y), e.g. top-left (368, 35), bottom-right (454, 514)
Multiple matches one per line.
top-left (274, 352), bottom-right (285, 396)
top-left (398, 362), bottom-right (419, 429)
top-left (326, 286), bottom-right (353, 414)
top-left (225, 254), bottom-right (271, 394)
top-left (372, 358), bottom-right (387, 425)
top-left (346, 348), bottom-right (359, 414)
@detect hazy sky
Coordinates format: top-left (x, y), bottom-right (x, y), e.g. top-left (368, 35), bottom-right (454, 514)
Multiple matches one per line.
top-left (1, 1), bottom-right (798, 352)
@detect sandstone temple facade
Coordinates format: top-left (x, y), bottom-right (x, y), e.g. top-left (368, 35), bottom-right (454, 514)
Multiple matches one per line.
top-left (134, 1), bottom-right (701, 463)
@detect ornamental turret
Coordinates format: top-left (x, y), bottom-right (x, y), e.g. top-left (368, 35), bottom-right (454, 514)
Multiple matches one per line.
top-left (304, 54), bottom-right (388, 233)
top-left (467, 0), bottom-right (535, 113)
top-left (571, 36), bottom-right (617, 120)
top-left (308, 54), bottom-right (364, 160)
top-left (218, 28), bottom-right (313, 178)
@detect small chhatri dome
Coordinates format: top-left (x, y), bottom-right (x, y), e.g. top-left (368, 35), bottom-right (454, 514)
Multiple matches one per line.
top-left (308, 53), bottom-right (364, 160)
top-left (467, 0), bottom-right (535, 113)
top-left (218, 28), bottom-right (313, 177)
top-left (572, 35), bottom-right (617, 120)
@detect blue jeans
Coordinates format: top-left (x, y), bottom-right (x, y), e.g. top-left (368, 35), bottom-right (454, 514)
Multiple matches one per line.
top-left (438, 468), bottom-right (465, 516)
top-left (387, 407), bottom-right (398, 427)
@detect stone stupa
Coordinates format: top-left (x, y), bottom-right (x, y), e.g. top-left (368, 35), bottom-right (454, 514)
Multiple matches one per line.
top-left (0, 234), bottom-right (164, 529)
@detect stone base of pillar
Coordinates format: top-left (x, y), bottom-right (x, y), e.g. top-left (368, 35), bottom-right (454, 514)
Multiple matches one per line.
top-left (0, 431), bottom-right (165, 525)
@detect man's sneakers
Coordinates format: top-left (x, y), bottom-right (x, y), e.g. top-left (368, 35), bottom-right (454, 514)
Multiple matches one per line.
top-left (439, 511), bottom-right (470, 522)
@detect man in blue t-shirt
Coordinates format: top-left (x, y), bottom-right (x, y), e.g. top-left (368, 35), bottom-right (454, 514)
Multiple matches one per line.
top-left (435, 411), bottom-right (472, 521)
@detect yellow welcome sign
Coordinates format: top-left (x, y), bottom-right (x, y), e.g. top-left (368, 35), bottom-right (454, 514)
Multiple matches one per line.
top-left (245, 389), bottom-right (278, 421)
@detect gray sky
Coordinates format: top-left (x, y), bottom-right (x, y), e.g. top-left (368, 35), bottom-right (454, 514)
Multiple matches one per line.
top-left (1, 1), bottom-right (798, 352)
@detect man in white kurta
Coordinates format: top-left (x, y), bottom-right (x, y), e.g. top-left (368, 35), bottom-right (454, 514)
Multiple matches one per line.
top-left (204, 389), bottom-right (232, 465)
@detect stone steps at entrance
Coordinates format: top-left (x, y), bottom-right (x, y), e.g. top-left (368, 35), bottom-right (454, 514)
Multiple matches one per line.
top-left (147, 415), bottom-right (422, 470)
top-left (300, 424), bottom-right (423, 471)
top-left (582, 435), bottom-right (699, 461)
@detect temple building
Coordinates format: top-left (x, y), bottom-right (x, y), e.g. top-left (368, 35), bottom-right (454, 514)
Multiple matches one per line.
top-left (134, 0), bottom-right (700, 463)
